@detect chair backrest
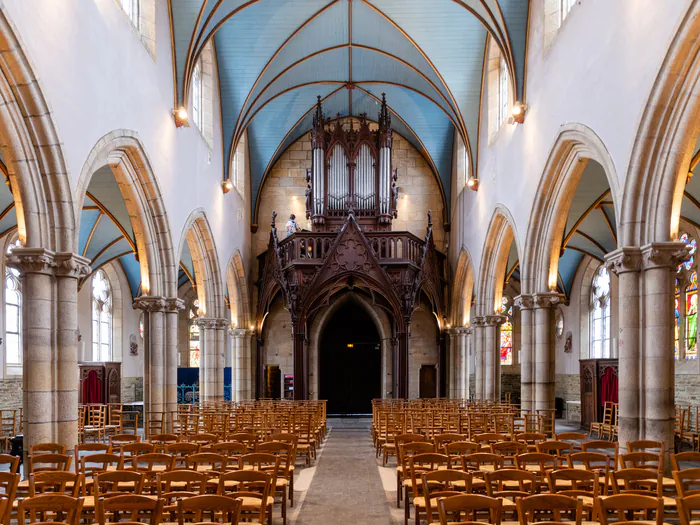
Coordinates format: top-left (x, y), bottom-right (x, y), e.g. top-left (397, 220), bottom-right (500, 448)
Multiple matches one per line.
top-left (94, 470), bottom-right (145, 497)
top-left (108, 434), bottom-right (141, 453)
top-left (187, 433), bottom-right (219, 447)
top-left (515, 452), bottom-right (559, 475)
top-left (473, 433), bottom-right (507, 445)
top-left (627, 440), bottom-right (663, 453)
top-left (582, 440), bottom-right (620, 467)
top-left (596, 493), bottom-right (663, 525)
top-left (28, 453), bottom-right (72, 474)
top-left (18, 494), bottom-right (84, 525)
top-left (29, 471), bottom-right (82, 497)
top-left (73, 443), bottom-right (110, 473)
top-left (186, 453), bottom-right (226, 474)
top-left (516, 493), bottom-right (583, 525)
top-left (166, 443), bottom-right (200, 468)
top-left (0, 454), bottom-right (19, 474)
top-left (437, 494), bottom-right (502, 525)
top-left (30, 444), bottom-right (67, 455)
top-left (123, 452), bottom-right (174, 473)
top-left (121, 443), bottom-right (155, 458)
top-left (536, 440), bottom-right (573, 457)
top-left (212, 441), bottom-right (247, 457)
top-left (97, 494), bottom-right (164, 525)
top-left (462, 452), bottom-right (503, 471)
top-left (621, 451), bottom-right (662, 472)
top-left (421, 470), bottom-right (472, 523)
top-left (484, 469), bottom-right (535, 498)
top-left (672, 451), bottom-right (700, 471)
top-left (547, 468), bottom-right (599, 497)
top-left (409, 453), bottom-right (450, 485)
top-left (678, 494), bottom-right (700, 525)
top-left (555, 432), bottom-right (586, 443)
top-left (217, 470), bottom-right (270, 523)
top-left (516, 433), bottom-right (547, 445)
top-left (611, 468), bottom-right (663, 497)
top-left (148, 434), bottom-right (179, 451)
top-left (177, 494), bottom-right (242, 525)
top-left (490, 441), bottom-right (527, 459)
top-left (157, 470), bottom-right (208, 496)
top-left (79, 453), bottom-right (121, 479)
top-left (673, 468), bottom-right (700, 497)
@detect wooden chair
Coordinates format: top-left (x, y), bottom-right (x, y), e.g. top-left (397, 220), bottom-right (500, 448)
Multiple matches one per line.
top-left (93, 470), bottom-right (145, 498)
top-left (516, 433), bottom-right (547, 452)
top-left (673, 468), bottom-right (700, 497)
top-left (555, 432), bottom-right (587, 451)
top-left (0, 473), bottom-right (19, 525)
top-left (434, 433), bottom-right (467, 454)
top-left (397, 441), bottom-right (434, 508)
top-left (547, 468), bottom-right (600, 497)
top-left (28, 453), bottom-right (72, 474)
top-left (83, 405), bottom-right (106, 443)
top-left (621, 451), bottom-right (663, 472)
top-left (28, 471), bottom-right (82, 497)
top-left (678, 494), bottom-right (700, 525)
top-left (490, 441), bottom-right (527, 467)
top-left (257, 441), bottom-right (294, 508)
top-left (123, 453), bottom-right (174, 494)
top-left (672, 451), bottom-right (700, 471)
top-left (590, 402), bottom-right (614, 439)
top-left (515, 453), bottom-right (559, 491)
top-left (17, 494), bottom-right (84, 525)
top-left (149, 434), bottom-right (179, 453)
top-left (217, 470), bottom-right (272, 525)
top-left (187, 433), bottom-right (219, 450)
top-left (0, 412), bottom-right (16, 453)
top-left (0, 454), bottom-right (19, 474)
top-left (484, 469), bottom-right (535, 499)
top-left (239, 453), bottom-right (283, 524)
top-left (420, 470), bottom-right (472, 525)
top-left (186, 453), bottom-right (226, 481)
top-left (104, 404), bottom-right (123, 438)
top-left (406, 453), bottom-right (450, 525)
top-left (596, 493), bottom-right (663, 525)
top-left (167, 443), bottom-right (200, 469)
top-left (157, 470), bottom-right (209, 496)
top-left (73, 443), bottom-right (110, 474)
top-left (536, 440), bottom-right (573, 458)
top-left (96, 494), bottom-right (164, 525)
top-left (611, 468), bottom-right (663, 497)
top-left (516, 493), bottom-right (583, 525)
top-left (177, 494), bottom-right (242, 525)
top-left (120, 412), bottom-right (140, 436)
top-left (109, 434), bottom-right (140, 454)
top-left (437, 494), bottom-right (502, 525)
top-left (29, 444), bottom-right (66, 455)
top-left (581, 440), bottom-right (620, 469)
top-left (121, 442), bottom-right (155, 461)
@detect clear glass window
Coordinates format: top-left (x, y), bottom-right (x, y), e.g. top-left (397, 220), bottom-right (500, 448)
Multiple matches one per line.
top-left (192, 61), bottom-right (202, 131)
top-left (590, 266), bottom-right (611, 358)
top-left (92, 270), bottom-right (112, 362)
top-left (120, 0), bottom-right (140, 28)
top-left (4, 238), bottom-right (21, 367)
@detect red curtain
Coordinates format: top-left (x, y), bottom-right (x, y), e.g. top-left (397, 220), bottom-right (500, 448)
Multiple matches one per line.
top-left (600, 367), bottom-right (618, 406)
top-left (82, 370), bottom-right (102, 404)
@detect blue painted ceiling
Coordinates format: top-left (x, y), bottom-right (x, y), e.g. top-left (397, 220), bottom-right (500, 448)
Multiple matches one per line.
top-left (169, 0), bottom-right (531, 225)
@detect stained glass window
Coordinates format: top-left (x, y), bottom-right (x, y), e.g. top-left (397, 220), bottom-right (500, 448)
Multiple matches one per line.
top-left (189, 299), bottom-right (200, 368)
top-left (500, 296), bottom-right (513, 365)
top-left (590, 266), bottom-right (611, 359)
top-left (5, 238), bottom-right (21, 368)
top-left (675, 232), bottom-right (698, 360)
top-left (687, 271), bottom-right (698, 359)
top-left (675, 283), bottom-right (681, 360)
top-left (92, 270), bottom-right (112, 362)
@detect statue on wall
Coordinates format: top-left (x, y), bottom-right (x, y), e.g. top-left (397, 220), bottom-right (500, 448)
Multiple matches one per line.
top-left (564, 331), bottom-right (573, 353)
top-left (130, 334), bottom-right (138, 356)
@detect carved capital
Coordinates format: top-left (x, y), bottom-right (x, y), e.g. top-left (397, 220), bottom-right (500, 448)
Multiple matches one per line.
top-left (484, 314), bottom-right (507, 327)
top-left (195, 317), bottom-right (229, 330)
top-left (133, 295), bottom-right (168, 312)
top-left (6, 247), bottom-right (56, 276)
top-left (533, 292), bottom-right (562, 309)
top-left (164, 298), bottom-right (186, 311)
top-left (54, 252), bottom-right (91, 279)
top-left (513, 294), bottom-right (534, 310)
top-left (471, 316), bottom-right (486, 327)
top-left (605, 247), bottom-right (642, 275)
top-left (641, 242), bottom-right (690, 271)
top-left (230, 328), bottom-right (253, 338)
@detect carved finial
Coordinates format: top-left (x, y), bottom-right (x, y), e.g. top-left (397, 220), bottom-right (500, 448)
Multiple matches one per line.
top-left (271, 211), bottom-right (277, 230)
top-left (427, 210), bottom-right (433, 229)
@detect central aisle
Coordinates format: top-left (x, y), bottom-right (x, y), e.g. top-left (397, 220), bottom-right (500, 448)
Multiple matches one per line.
top-left (294, 418), bottom-right (394, 524)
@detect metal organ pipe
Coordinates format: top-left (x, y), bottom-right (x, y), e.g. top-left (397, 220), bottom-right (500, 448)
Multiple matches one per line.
top-left (329, 144), bottom-right (348, 210)
top-left (354, 144), bottom-right (375, 210)
top-left (379, 146), bottom-right (390, 215)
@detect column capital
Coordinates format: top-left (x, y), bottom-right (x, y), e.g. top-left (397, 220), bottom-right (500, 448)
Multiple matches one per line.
top-left (230, 328), bottom-right (254, 338)
top-left (133, 295), bottom-right (168, 312)
top-left (641, 242), bottom-right (690, 271)
top-left (164, 298), bottom-right (186, 311)
top-left (195, 317), bottom-right (229, 330)
top-left (484, 314), bottom-right (507, 327)
top-left (471, 316), bottom-right (486, 327)
top-left (532, 292), bottom-right (562, 309)
top-left (605, 247), bottom-right (642, 275)
top-left (54, 252), bottom-right (91, 279)
top-left (6, 247), bottom-right (56, 275)
top-left (514, 294), bottom-right (534, 310)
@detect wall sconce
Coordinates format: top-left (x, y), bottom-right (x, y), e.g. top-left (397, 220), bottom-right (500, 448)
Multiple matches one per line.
top-left (222, 179), bottom-right (233, 193)
top-left (510, 101), bottom-right (528, 124)
top-left (467, 177), bottom-right (479, 191)
top-left (173, 107), bottom-right (189, 127)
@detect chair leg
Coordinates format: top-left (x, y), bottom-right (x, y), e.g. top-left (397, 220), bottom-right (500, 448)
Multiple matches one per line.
top-left (397, 473), bottom-right (401, 508)
top-left (290, 475), bottom-right (294, 507)
top-left (282, 488), bottom-right (287, 525)
top-left (404, 487), bottom-right (410, 525)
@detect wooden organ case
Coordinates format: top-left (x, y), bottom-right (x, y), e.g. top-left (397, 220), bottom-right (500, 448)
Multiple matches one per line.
top-left (305, 95), bottom-right (398, 232)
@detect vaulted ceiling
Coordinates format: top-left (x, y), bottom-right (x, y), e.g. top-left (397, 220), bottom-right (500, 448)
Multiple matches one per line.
top-left (168, 0), bottom-right (531, 225)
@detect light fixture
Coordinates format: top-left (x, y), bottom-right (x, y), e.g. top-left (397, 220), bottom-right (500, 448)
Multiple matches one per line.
top-left (249, 325), bottom-right (255, 331)
top-left (173, 106), bottom-right (188, 127)
top-left (222, 179), bottom-right (233, 193)
top-left (467, 177), bottom-right (479, 191)
top-left (347, 343), bottom-right (354, 348)
top-left (510, 101), bottom-right (528, 124)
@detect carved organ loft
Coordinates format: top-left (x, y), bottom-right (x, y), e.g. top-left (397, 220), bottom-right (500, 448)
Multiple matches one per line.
top-left (256, 95), bottom-right (447, 400)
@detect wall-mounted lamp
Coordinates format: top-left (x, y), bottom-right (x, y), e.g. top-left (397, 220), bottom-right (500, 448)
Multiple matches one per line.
top-left (467, 177), bottom-right (479, 191)
top-left (510, 101), bottom-right (528, 124)
top-left (173, 107), bottom-right (189, 127)
top-left (222, 179), bottom-right (233, 193)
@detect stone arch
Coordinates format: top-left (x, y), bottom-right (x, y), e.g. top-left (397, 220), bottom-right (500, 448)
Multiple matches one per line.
top-left (226, 250), bottom-right (250, 329)
top-left (76, 130), bottom-right (177, 298)
top-left (451, 247), bottom-right (475, 327)
top-left (522, 123), bottom-right (620, 294)
top-left (307, 292), bottom-right (393, 401)
top-left (620, 1), bottom-right (700, 246)
top-left (177, 209), bottom-right (226, 320)
top-left (475, 205), bottom-right (522, 317)
top-left (0, 9), bottom-right (75, 251)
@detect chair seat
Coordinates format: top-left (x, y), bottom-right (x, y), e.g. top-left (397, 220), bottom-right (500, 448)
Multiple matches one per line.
top-left (239, 496), bottom-right (275, 509)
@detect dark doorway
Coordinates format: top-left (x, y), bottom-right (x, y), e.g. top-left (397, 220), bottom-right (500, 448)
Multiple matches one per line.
top-left (419, 365), bottom-right (437, 398)
top-left (319, 301), bottom-right (381, 415)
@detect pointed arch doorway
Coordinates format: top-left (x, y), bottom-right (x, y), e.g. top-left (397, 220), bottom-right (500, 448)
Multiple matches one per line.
top-left (319, 301), bottom-right (381, 415)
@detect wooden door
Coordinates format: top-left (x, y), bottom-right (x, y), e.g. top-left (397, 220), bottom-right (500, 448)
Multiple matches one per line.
top-left (581, 363), bottom-right (595, 428)
top-left (419, 365), bottom-right (437, 399)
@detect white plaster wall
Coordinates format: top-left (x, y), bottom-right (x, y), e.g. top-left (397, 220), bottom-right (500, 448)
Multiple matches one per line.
top-left (2, 0), bottom-right (251, 294)
top-left (450, 0), bottom-right (690, 285)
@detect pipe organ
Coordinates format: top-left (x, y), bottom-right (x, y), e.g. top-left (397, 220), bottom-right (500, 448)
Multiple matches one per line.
top-left (306, 94), bottom-right (398, 231)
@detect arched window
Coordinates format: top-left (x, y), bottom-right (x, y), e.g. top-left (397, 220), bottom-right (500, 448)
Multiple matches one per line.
top-left (500, 296), bottom-right (513, 365)
top-left (188, 299), bottom-right (200, 367)
top-left (498, 57), bottom-right (509, 127)
top-left (560, 0), bottom-right (576, 23)
top-left (5, 238), bottom-right (21, 370)
top-left (92, 270), bottom-right (113, 361)
top-left (232, 132), bottom-right (246, 197)
top-left (120, 0), bottom-right (140, 29)
top-left (590, 266), bottom-right (611, 358)
top-left (192, 60), bottom-right (202, 132)
top-left (675, 232), bottom-right (698, 360)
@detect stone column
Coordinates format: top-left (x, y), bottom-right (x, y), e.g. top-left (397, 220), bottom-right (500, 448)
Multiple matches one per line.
top-left (641, 243), bottom-right (688, 457)
top-left (213, 319), bottom-right (229, 399)
top-left (133, 297), bottom-right (167, 422)
top-left (164, 298), bottom-right (184, 430)
top-left (472, 317), bottom-right (485, 399)
top-left (465, 326), bottom-right (473, 399)
top-left (484, 315), bottom-right (506, 402)
top-left (232, 328), bottom-right (253, 401)
top-left (606, 247), bottom-right (642, 449)
top-left (195, 318), bottom-right (218, 401)
top-left (533, 292), bottom-right (561, 411)
top-left (515, 294), bottom-right (534, 412)
top-left (446, 329), bottom-right (458, 398)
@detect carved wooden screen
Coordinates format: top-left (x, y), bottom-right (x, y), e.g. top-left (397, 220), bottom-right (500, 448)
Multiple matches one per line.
top-left (328, 143), bottom-right (349, 211)
top-left (353, 143), bottom-right (376, 211)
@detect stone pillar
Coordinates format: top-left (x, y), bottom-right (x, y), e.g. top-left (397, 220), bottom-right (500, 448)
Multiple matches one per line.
top-left (533, 293), bottom-right (561, 411)
top-left (195, 318), bottom-right (220, 401)
top-left (8, 249), bottom-right (90, 462)
top-left (133, 297), bottom-right (167, 422)
top-left (396, 329), bottom-right (409, 399)
top-left (484, 315), bottom-right (506, 402)
top-left (606, 248), bottom-right (642, 449)
top-left (641, 243), bottom-right (687, 457)
top-left (515, 295), bottom-right (534, 412)
top-left (472, 317), bottom-right (485, 399)
top-left (164, 298), bottom-right (184, 429)
top-left (231, 328), bottom-right (253, 402)
top-left (465, 327), bottom-right (473, 399)
top-left (214, 319), bottom-right (228, 399)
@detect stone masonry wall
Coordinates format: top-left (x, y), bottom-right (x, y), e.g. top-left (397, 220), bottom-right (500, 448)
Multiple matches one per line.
top-left (501, 373), bottom-right (521, 403)
top-left (675, 374), bottom-right (700, 405)
top-left (122, 377), bottom-right (143, 404)
top-left (0, 378), bottom-right (21, 410)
